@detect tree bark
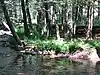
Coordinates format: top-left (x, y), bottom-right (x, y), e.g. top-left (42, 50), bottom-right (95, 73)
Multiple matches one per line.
top-left (79, 6), bottom-right (83, 21)
top-left (0, 0), bottom-right (22, 46)
top-left (26, 0), bottom-right (32, 29)
top-left (21, 0), bottom-right (30, 37)
top-left (73, 5), bottom-right (78, 38)
top-left (44, 2), bottom-right (51, 37)
top-left (13, 2), bottom-right (17, 19)
top-left (86, 2), bottom-right (93, 40)
top-left (55, 14), bottom-right (60, 40)
top-left (98, 0), bottom-right (100, 19)
top-left (66, 0), bottom-right (73, 39)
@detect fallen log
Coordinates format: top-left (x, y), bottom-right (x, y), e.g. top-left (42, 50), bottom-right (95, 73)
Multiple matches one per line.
top-left (2, 21), bottom-right (10, 31)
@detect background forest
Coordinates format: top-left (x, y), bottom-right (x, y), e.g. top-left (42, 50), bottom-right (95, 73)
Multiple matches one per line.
top-left (0, 0), bottom-right (100, 52)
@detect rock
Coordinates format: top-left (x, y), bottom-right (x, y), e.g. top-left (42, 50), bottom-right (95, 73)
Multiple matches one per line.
top-left (68, 47), bottom-right (100, 64)
top-left (88, 48), bottom-right (100, 63)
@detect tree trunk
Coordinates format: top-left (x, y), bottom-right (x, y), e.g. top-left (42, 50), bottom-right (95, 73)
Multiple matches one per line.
top-left (21, 0), bottom-right (29, 37)
top-left (62, 7), bottom-right (67, 38)
top-left (26, 0), bottom-right (32, 29)
top-left (14, 3), bottom-right (17, 19)
top-left (87, 5), bottom-right (90, 19)
top-left (73, 5), bottom-right (78, 38)
top-left (0, 0), bottom-right (22, 46)
top-left (44, 2), bottom-right (51, 37)
top-left (98, 0), bottom-right (100, 19)
top-left (55, 13), bottom-right (60, 40)
top-left (61, 8), bottom-right (64, 24)
top-left (56, 24), bottom-right (60, 40)
top-left (86, 2), bottom-right (93, 40)
top-left (79, 6), bottom-right (83, 21)
top-left (66, 0), bottom-right (73, 39)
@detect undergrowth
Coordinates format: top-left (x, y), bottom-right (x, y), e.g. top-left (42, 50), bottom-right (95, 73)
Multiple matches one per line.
top-left (23, 38), bottom-right (99, 53)
top-left (15, 26), bottom-right (100, 53)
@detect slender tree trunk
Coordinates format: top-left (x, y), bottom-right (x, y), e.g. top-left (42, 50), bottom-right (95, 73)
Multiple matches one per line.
top-left (75, 6), bottom-right (78, 21)
top-left (50, 6), bottom-right (53, 25)
top-left (14, 4), bottom-right (17, 19)
top-left (21, 0), bottom-right (29, 37)
top-left (55, 14), bottom-right (60, 40)
top-left (73, 5), bottom-right (78, 38)
top-left (67, 0), bottom-right (73, 39)
top-left (44, 2), bottom-right (51, 37)
top-left (62, 7), bottom-right (67, 38)
top-left (56, 24), bottom-right (60, 40)
top-left (63, 2), bottom-right (68, 39)
top-left (98, 1), bottom-right (100, 19)
top-left (87, 5), bottom-right (90, 19)
top-left (26, 0), bottom-right (32, 29)
top-left (63, 0), bottom-right (73, 39)
top-left (79, 6), bottom-right (83, 21)
top-left (61, 8), bottom-right (64, 24)
top-left (63, 8), bottom-right (67, 24)
top-left (86, 2), bottom-right (93, 40)
top-left (0, 0), bottom-right (22, 46)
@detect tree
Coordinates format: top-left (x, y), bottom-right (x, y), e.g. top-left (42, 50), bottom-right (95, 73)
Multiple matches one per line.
top-left (44, 2), bottom-right (51, 37)
top-left (66, 0), bottom-right (73, 39)
top-left (21, 0), bottom-right (30, 37)
top-left (72, 0), bottom-right (78, 38)
top-left (98, 0), bottom-right (100, 19)
top-left (0, 0), bottom-right (22, 46)
top-left (26, 0), bottom-right (32, 29)
top-left (79, 5), bottom-right (83, 22)
top-left (86, 1), bottom-right (94, 40)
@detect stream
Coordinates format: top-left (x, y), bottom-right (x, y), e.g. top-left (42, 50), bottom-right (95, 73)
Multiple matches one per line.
top-left (0, 46), bottom-right (100, 75)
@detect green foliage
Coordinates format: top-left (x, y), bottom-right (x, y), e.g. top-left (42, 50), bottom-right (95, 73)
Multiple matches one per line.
top-left (14, 23), bottom-right (100, 53)
top-left (14, 23), bottom-right (24, 33)
top-left (94, 17), bottom-right (100, 26)
top-left (24, 38), bottom-right (96, 53)
top-left (14, 24), bottom-right (41, 39)
top-left (85, 40), bottom-right (100, 47)
top-left (16, 27), bottom-right (24, 35)
top-left (15, 25), bottom-right (24, 38)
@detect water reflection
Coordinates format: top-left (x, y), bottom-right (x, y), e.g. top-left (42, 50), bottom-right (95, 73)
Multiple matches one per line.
top-left (11, 54), bottom-right (43, 75)
top-left (95, 61), bottom-right (100, 75)
top-left (0, 51), bottom-right (100, 75)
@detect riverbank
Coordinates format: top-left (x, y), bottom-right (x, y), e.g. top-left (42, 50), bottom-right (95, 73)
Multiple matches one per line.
top-left (15, 38), bottom-right (100, 64)
top-left (0, 29), bottom-right (100, 64)
top-left (0, 32), bottom-right (100, 75)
